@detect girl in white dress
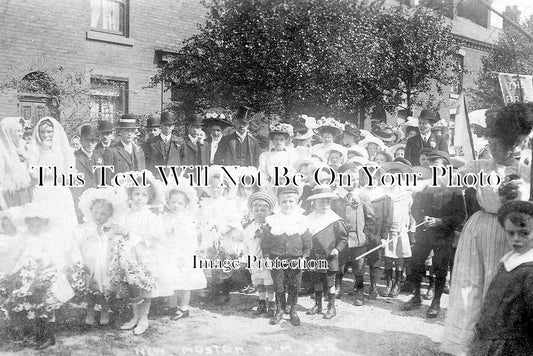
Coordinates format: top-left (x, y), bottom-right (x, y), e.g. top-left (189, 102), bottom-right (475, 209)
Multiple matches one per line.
top-left (162, 184), bottom-right (207, 320)
top-left (118, 170), bottom-right (165, 335)
top-left (74, 187), bottom-right (128, 326)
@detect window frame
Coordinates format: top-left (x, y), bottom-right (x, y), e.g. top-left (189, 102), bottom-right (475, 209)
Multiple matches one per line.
top-left (89, 0), bottom-right (130, 37)
top-left (89, 75), bottom-right (129, 122)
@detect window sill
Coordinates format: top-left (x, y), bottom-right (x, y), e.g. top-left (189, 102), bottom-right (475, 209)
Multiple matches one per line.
top-left (86, 30), bottom-right (134, 46)
top-left (449, 93), bottom-right (460, 99)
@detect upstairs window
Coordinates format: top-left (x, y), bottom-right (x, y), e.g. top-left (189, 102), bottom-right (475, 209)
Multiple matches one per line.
top-left (90, 0), bottom-right (128, 36)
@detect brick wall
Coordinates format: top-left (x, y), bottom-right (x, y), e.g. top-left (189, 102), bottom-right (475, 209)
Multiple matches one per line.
top-left (0, 0), bottom-right (206, 121)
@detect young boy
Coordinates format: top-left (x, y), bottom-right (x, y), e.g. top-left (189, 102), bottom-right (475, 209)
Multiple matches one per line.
top-left (261, 185), bottom-right (312, 326)
top-left (402, 150), bottom-right (466, 318)
top-left (332, 162), bottom-right (377, 305)
top-left (243, 192), bottom-right (277, 317)
top-left (471, 200), bottom-right (533, 355)
top-left (306, 185), bottom-right (348, 319)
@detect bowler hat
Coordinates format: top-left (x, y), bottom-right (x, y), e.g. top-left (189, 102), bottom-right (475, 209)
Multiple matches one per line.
top-left (117, 114), bottom-right (139, 129)
top-left (80, 124), bottom-right (98, 140)
top-left (146, 116), bottom-right (160, 129)
top-left (235, 105), bottom-right (253, 122)
top-left (97, 120), bottom-right (114, 133)
top-left (160, 111), bottom-right (177, 125)
top-left (419, 109), bottom-right (438, 122)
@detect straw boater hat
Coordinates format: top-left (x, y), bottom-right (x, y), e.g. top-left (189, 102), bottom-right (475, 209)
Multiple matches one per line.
top-left (314, 117), bottom-right (344, 137)
top-left (269, 122), bottom-right (294, 139)
top-left (381, 161), bottom-right (413, 174)
top-left (248, 191), bottom-right (276, 211)
top-left (306, 184), bottom-right (338, 201)
top-left (204, 108), bottom-right (233, 129)
top-left (117, 114), bottom-right (139, 129)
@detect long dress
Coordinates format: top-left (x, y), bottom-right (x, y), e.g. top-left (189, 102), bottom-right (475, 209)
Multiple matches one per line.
top-left (442, 159), bottom-right (531, 355)
top-left (159, 211), bottom-right (206, 294)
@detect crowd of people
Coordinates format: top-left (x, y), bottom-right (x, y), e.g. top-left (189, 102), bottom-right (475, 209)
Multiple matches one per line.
top-left (0, 102), bottom-right (533, 355)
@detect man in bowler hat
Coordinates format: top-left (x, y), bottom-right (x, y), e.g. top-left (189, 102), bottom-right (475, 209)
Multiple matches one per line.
top-left (181, 113), bottom-right (209, 166)
top-left (72, 124), bottom-right (103, 221)
top-left (102, 114), bottom-right (146, 183)
top-left (214, 106), bottom-right (261, 167)
top-left (95, 120), bottom-right (115, 156)
top-left (404, 109), bottom-right (448, 166)
top-left (144, 112), bottom-right (184, 176)
top-left (145, 116), bottom-right (161, 140)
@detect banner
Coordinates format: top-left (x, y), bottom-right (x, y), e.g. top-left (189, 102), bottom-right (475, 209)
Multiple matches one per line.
top-left (497, 72), bottom-right (533, 105)
top-left (453, 92), bottom-right (475, 161)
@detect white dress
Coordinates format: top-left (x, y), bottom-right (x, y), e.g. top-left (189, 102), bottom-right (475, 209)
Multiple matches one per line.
top-left (120, 207), bottom-right (166, 297)
top-left (383, 190), bottom-right (413, 259)
top-left (258, 149), bottom-right (298, 182)
top-left (159, 211), bottom-right (207, 293)
top-left (74, 222), bottom-right (115, 293)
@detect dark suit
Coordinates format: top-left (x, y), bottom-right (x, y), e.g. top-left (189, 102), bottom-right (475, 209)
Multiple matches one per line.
top-left (213, 132), bottom-right (261, 167)
top-left (405, 133), bottom-right (448, 166)
top-left (102, 141), bottom-right (146, 184)
top-left (181, 137), bottom-right (210, 166)
top-left (72, 149), bottom-right (102, 222)
top-left (144, 134), bottom-right (184, 176)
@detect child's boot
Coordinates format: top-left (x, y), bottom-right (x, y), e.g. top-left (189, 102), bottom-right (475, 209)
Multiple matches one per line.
top-left (381, 269), bottom-right (393, 297)
top-left (266, 300), bottom-right (276, 318)
top-left (253, 300), bottom-right (267, 317)
top-left (306, 291), bottom-right (322, 315)
top-left (270, 293), bottom-right (285, 325)
top-left (390, 270), bottom-right (402, 298)
top-left (368, 267), bottom-right (380, 300)
top-left (401, 284), bottom-right (422, 311)
top-left (133, 300), bottom-right (150, 335)
top-left (424, 276), bottom-right (435, 300)
top-left (288, 304), bottom-right (300, 326)
top-left (324, 293), bottom-right (336, 319)
top-left (120, 304), bottom-right (140, 330)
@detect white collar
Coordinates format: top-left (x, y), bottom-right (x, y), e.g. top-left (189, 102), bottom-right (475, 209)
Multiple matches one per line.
top-left (121, 140), bottom-right (133, 149)
top-left (189, 134), bottom-right (198, 144)
top-left (211, 135), bottom-right (222, 143)
top-left (501, 249), bottom-right (533, 272)
top-left (266, 211), bottom-right (307, 235)
top-left (160, 133), bottom-right (172, 142)
top-left (420, 132), bottom-right (431, 141)
top-left (235, 131), bottom-right (248, 142)
top-left (307, 209), bottom-right (342, 235)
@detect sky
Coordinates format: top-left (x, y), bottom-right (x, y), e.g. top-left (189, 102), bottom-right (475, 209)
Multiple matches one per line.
top-left (491, 0), bottom-right (533, 26)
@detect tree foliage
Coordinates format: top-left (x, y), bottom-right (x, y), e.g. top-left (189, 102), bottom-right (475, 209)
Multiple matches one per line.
top-left (471, 7), bottom-right (533, 109)
top-left (155, 0), bottom-right (458, 122)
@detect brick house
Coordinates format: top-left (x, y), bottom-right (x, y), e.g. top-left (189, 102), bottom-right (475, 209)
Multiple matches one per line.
top-left (0, 0), bottom-right (205, 132)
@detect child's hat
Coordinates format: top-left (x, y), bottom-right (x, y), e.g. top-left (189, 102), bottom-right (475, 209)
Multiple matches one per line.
top-left (497, 200), bottom-right (533, 226)
top-left (164, 179), bottom-right (198, 210)
top-left (78, 187), bottom-right (128, 223)
top-left (307, 184), bottom-right (338, 201)
top-left (248, 192), bottom-right (276, 211)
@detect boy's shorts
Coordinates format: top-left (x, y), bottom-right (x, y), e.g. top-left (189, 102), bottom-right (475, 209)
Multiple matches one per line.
top-left (251, 269), bottom-right (273, 286)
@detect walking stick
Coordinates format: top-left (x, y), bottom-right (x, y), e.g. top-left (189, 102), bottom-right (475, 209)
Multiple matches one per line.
top-left (355, 221), bottom-right (427, 260)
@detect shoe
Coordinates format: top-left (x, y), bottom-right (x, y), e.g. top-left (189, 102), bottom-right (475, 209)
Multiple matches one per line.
top-left (367, 284), bottom-right (378, 300)
top-left (389, 282), bottom-right (400, 298)
top-left (354, 288), bottom-right (364, 306)
top-left (85, 308), bottom-right (96, 326)
top-left (289, 307), bottom-right (300, 326)
top-left (133, 319), bottom-right (149, 335)
top-left (284, 305), bottom-right (291, 314)
top-left (170, 309), bottom-right (190, 320)
top-left (100, 309), bottom-right (110, 326)
top-left (401, 294), bottom-right (422, 311)
top-left (423, 286), bottom-right (434, 300)
top-left (270, 308), bottom-right (284, 325)
top-left (306, 292), bottom-right (323, 315)
top-left (253, 300), bottom-right (267, 317)
top-left (426, 299), bottom-right (440, 318)
top-left (323, 293), bottom-right (336, 319)
top-left (381, 271), bottom-right (393, 297)
top-left (120, 318), bottom-right (138, 330)
top-left (443, 280), bottom-right (450, 295)
top-left (266, 301), bottom-right (276, 318)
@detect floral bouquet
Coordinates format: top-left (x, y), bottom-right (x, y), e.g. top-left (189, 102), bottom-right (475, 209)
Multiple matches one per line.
top-left (66, 261), bottom-right (106, 305)
top-left (0, 259), bottom-right (63, 322)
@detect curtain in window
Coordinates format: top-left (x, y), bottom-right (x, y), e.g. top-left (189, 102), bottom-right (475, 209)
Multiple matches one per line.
top-left (90, 0), bottom-right (123, 33)
top-left (90, 0), bottom-right (101, 28)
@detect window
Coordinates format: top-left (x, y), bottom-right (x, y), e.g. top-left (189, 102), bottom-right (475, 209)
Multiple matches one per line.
top-left (90, 0), bottom-right (128, 36)
top-left (450, 54), bottom-right (464, 95)
top-left (90, 77), bottom-right (128, 121)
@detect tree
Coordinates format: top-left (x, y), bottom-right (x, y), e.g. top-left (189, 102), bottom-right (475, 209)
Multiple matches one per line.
top-left (155, 0), bottom-right (459, 123)
top-left (471, 7), bottom-right (533, 109)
